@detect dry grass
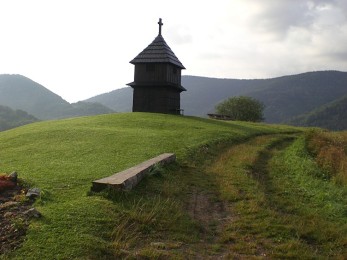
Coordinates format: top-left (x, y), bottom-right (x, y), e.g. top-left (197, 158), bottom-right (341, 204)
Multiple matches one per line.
top-left (306, 130), bottom-right (347, 185)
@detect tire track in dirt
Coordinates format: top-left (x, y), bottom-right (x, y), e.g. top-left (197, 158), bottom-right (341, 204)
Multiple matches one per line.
top-left (248, 136), bottom-right (296, 200)
top-left (185, 188), bottom-right (231, 259)
top-left (184, 134), bottom-right (297, 259)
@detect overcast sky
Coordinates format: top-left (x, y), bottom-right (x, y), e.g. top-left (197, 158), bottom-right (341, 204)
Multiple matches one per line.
top-left (1, 0), bottom-right (346, 102)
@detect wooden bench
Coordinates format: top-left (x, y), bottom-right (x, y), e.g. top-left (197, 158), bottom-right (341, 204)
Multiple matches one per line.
top-left (207, 113), bottom-right (232, 120)
top-left (91, 153), bottom-right (176, 192)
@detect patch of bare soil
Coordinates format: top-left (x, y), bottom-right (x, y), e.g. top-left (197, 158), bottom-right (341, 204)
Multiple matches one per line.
top-left (0, 179), bottom-right (36, 254)
top-left (185, 188), bottom-right (231, 259)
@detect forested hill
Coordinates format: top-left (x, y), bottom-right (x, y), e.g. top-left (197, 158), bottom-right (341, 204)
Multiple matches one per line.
top-left (86, 87), bottom-right (132, 113)
top-left (86, 70), bottom-right (347, 130)
top-left (0, 105), bottom-right (38, 131)
top-left (1, 71), bottom-right (347, 130)
top-left (183, 71), bottom-right (347, 124)
top-left (0, 74), bottom-right (114, 120)
top-left (289, 95), bottom-right (347, 130)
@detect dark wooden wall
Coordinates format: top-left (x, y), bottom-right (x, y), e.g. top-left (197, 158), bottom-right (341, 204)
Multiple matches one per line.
top-left (133, 86), bottom-right (181, 114)
top-left (134, 63), bottom-right (181, 86)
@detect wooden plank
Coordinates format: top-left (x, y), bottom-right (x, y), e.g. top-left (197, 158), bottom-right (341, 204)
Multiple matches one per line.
top-left (91, 153), bottom-right (176, 192)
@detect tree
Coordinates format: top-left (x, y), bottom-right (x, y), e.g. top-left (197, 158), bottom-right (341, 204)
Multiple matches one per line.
top-left (215, 96), bottom-right (265, 122)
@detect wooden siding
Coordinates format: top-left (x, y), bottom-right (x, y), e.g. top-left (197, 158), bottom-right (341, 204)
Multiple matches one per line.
top-left (166, 64), bottom-right (181, 85)
top-left (133, 86), bottom-right (181, 114)
top-left (134, 63), bottom-right (181, 87)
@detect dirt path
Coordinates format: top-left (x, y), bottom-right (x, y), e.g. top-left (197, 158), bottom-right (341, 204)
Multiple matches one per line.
top-left (185, 189), bottom-right (231, 259)
top-left (183, 134), bottom-right (296, 259)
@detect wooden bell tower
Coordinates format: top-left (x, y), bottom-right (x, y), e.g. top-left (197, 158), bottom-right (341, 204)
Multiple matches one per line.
top-left (127, 18), bottom-right (186, 114)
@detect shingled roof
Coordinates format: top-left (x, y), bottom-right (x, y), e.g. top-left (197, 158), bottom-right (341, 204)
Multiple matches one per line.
top-left (130, 35), bottom-right (186, 69)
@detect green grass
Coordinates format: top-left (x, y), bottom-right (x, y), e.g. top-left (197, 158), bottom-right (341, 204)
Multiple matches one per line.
top-left (208, 134), bottom-right (347, 258)
top-left (2, 112), bottom-right (345, 258)
top-left (0, 113), bottom-right (297, 259)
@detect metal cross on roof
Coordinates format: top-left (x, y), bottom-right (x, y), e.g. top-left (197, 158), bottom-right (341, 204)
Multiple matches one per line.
top-left (158, 18), bottom-right (163, 36)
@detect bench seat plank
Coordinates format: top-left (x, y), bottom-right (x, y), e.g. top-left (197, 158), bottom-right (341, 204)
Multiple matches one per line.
top-left (92, 153), bottom-right (176, 191)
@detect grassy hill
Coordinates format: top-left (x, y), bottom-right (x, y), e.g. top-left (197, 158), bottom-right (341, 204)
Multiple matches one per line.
top-left (0, 113), bottom-right (346, 258)
top-left (0, 74), bottom-right (114, 120)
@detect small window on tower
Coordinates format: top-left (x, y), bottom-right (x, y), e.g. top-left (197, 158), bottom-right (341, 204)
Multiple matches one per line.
top-left (146, 64), bottom-right (155, 72)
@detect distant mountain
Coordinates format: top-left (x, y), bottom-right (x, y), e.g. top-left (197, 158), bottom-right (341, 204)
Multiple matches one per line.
top-left (182, 71), bottom-right (347, 123)
top-left (0, 74), bottom-right (114, 120)
top-left (289, 95), bottom-right (347, 131)
top-left (85, 87), bottom-right (132, 112)
top-left (244, 71), bottom-right (347, 123)
top-left (85, 71), bottom-right (347, 128)
top-left (3, 71), bottom-right (346, 130)
top-left (0, 105), bottom-right (38, 131)
top-left (69, 101), bottom-right (115, 117)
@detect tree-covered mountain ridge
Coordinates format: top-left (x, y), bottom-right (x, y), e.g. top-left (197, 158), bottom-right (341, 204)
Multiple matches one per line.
top-left (1, 71), bottom-right (347, 131)
top-left (289, 94), bottom-right (347, 131)
top-left (0, 105), bottom-right (38, 131)
top-left (0, 74), bottom-right (114, 121)
top-left (86, 70), bottom-right (347, 130)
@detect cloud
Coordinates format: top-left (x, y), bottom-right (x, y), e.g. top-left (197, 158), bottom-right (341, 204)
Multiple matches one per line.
top-left (254, 1), bottom-right (314, 37)
top-left (218, 0), bottom-right (346, 77)
top-left (167, 25), bottom-right (193, 45)
top-left (1, 0), bottom-right (347, 102)
top-left (245, 0), bottom-right (346, 39)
